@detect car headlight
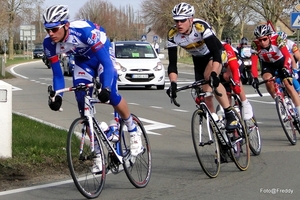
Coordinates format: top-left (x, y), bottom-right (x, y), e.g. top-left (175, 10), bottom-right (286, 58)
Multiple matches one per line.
top-left (243, 60), bottom-right (252, 66)
top-left (154, 62), bottom-right (163, 71)
top-left (114, 62), bottom-right (127, 72)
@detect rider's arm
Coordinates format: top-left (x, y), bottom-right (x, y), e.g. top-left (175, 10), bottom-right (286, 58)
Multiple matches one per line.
top-left (204, 35), bottom-right (222, 66)
top-left (167, 46), bottom-right (178, 82)
top-left (280, 45), bottom-right (292, 71)
top-left (89, 28), bottom-right (115, 90)
top-left (250, 41), bottom-right (259, 78)
top-left (44, 38), bottom-right (65, 93)
top-left (224, 44), bottom-right (240, 83)
top-left (251, 54), bottom-right (259, 78)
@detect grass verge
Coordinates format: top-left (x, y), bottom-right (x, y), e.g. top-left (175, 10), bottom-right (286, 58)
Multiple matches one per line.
top-left (0, 57), bottom-right (69, 188)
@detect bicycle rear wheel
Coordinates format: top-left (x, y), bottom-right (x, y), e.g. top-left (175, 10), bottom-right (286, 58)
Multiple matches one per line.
top-left (245, 116), bottom-right (261, 155)
top-left (67, 118), bottom-right (106, 199)
top-left (191, 108), bottom-right (220, 178)
top-left (120, 114), bottom-right (152, 188)
top-left (229, 108), bottom-right (250, 171)
top-left (275, 97), bottom-right (297, 145)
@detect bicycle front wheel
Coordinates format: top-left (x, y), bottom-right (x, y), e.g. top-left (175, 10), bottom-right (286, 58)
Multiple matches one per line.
top-left (245, 116), bottom-right (261, 155)
top-left (66, 118), bottom-right (106, 199)
top-left (229, 108), bottom-right (250, 171)
top-left (191, 108), bottom-right (220, 178)
top-left (275, 97), bottom-right (297, 145)
top-left (120, 114), bottom-right (152, 188)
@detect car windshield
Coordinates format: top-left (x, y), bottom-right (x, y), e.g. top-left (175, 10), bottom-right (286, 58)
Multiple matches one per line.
top-left (34, 48), bottom-right (43, 52)
top-left (115, 43), bottom-right (156, 59)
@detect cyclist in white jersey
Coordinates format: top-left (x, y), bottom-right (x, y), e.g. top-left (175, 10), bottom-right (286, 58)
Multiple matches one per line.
top-left (166, 2), bottom-right (238, 130)
top-left (43, 5), bottom-right (143, 173)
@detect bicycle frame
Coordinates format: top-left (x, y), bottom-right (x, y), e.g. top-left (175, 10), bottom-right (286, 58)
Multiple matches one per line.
top-left (49, 83), bottom-right (124, 164)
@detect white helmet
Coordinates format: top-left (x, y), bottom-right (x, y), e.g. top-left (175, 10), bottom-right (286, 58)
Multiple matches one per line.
top-left (43, 5), bottom-right (69, 28)
top-left (172, 2), bottom-right (195, 20)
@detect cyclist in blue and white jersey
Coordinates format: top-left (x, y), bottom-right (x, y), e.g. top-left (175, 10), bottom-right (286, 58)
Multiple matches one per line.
top-left (166, 2), bottom-right (238, 130)
top-left (43, 5), bottom-right (143, 173)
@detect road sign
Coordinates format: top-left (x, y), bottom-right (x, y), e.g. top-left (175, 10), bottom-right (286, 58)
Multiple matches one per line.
top-left (153, 35), bottom-right (158, 41)
top-left (291, 12), bottom-right (300, 29)
top-left (141, 35), bottom-right (147, 41)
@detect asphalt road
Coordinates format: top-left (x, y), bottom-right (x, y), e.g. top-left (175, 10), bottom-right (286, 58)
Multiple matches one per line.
top-left (0, 60), bottom-right (300, 200)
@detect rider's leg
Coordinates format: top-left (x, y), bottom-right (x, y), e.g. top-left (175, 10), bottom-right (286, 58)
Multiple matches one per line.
top-left (203, 61), bottom-right (237, 129)
top-left (262, 72), bottom-right (276, 98)
top-left (283, 78), bottom-right (300, 114)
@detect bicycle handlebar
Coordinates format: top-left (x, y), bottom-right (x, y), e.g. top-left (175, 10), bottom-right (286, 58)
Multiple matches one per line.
top-left (254, 77), bottom-right (275, 97)
top-left (170, 79), bottom-right (221, 107)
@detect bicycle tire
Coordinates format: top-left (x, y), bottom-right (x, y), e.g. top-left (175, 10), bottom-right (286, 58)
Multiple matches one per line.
top-left (66, 117), bottom-right (106, 199)
top-left (191, 108), bottom-right (220, 178)
top-left (275, 97), bottom-right (297, 145)
top-left (245, 116), bottom-right (262, 156)
top-left (120, 114), bottom-right (152, 188)
top-left (228, 108), bottom-right (250, 171)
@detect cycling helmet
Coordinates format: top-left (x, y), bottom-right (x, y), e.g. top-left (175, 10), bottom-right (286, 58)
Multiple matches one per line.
top-left (277, 31), bottom-right (287, 40)
top-left (225, 37), bottom-right (232, 45)
top-left (240, 37), bottom-right (248, 45)
top-left (172, 2), bottom-right (195, 20)
top-left (254, 24), bottom-right (272, 38)
top-left (43, 5), bottom-right (69, 28)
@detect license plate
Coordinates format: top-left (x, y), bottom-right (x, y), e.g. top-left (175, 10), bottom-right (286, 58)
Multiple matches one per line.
top-left (132, 74), bottom-right (148, 78)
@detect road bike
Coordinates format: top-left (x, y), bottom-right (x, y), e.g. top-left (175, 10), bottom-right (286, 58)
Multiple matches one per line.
top-left (170, 79), bottom-right (250, 178)
top-left (48, 79), bottom-right (152, 199)
top-left (224, 78), bottom-right (261, 155)
top-left (255, 76), bottom-right (300, 145)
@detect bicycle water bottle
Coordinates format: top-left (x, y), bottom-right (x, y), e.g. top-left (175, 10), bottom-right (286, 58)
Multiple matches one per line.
top-left (106, 120), bottom-right (119, 142)
top-left (99, 121), bottom-right (109, 133)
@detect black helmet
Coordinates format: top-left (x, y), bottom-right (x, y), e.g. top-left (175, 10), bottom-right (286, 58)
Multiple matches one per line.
top-left (240, 37), bottom-right (248, 45)
top-left (225, 37), bottom-right (231, 45)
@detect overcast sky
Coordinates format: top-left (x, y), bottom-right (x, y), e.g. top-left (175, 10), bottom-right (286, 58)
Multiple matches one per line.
top-left (43, 0), bottom-right (142, 19)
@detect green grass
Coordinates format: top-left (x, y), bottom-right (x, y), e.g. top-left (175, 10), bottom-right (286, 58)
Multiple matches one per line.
top-left (0, 57), bottom-right (69, 181)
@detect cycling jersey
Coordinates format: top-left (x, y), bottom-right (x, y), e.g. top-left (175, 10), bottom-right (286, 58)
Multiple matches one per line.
top-left (251, 33), bottom-right (292, 77)
top-left (286, 39), bottom-right (299, 54)
top-left (221, 42), bottom-right (240, 83)
top-left (43, 20), bottom-right (121, 115)
top-left (167, 18), bottom-right (223, 75)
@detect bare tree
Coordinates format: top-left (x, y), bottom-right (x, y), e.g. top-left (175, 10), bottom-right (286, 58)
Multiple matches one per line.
top-left (5, 0), bottom-right (44, 59)
top-left (246, 0), bottom-right (298, 25)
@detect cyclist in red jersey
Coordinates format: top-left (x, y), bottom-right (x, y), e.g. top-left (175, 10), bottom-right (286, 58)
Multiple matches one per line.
top-left (251, 24), bottom-right (300, 114)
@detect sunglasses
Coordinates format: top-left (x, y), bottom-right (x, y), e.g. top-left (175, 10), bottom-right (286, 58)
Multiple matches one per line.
top-left (258, 37), bottom-right (268, 42)
top-left (174, 19), bottom-right (188, 23)
top-left (45, 25), bottom-right (65, 33)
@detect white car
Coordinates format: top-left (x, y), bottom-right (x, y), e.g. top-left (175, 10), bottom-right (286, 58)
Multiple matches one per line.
top-left (111, 41), bottom-right (165, 90)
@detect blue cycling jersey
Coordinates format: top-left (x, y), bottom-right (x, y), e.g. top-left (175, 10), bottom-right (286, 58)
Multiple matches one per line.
top-left (43, 20), bottom-right (121, 115)
top-left (43, 20), bottom-right (116, 91)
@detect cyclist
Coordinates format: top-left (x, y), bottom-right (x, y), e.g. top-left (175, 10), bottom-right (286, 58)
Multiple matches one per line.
top-left (166, 2), bottom-right (238, 130)
top-left (43, 5), bottom-right (143, 173)
top-left (220, 41), bottom-right (254, 120)
top-left (277, 31), bottom-right (300, 94)
top-left (251, 24), bottom-right (300, 115)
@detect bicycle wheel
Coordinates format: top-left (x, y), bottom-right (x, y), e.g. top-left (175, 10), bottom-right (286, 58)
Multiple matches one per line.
top-left (228, 108), bottom-right (250, 171)
top-left (191, 108), bottom-right (220, 178)
top-left (245, 116), bottom-right (262, 155)
top-left (120, 114), bottom-right (152, 188)
top-left (67, 117), bottom-right (106, 199)
top-left (275, 97), bottom-right (297, 145)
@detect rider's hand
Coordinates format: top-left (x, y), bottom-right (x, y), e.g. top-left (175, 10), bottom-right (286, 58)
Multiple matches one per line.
top-left (282, 68), bottom-right (291, 78)
top-left (232, 82), bottom-right (241, 94)
top-left (210, 71), bottom-right (220, 87)
top-left (252, 77), bottom-right (259, 89)
top-left (48, 95), bottom-right (62, 111)
top-left (166, 82), bottom-right (177, 98)
top-left (98, 88), bottom-right (110, 103)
